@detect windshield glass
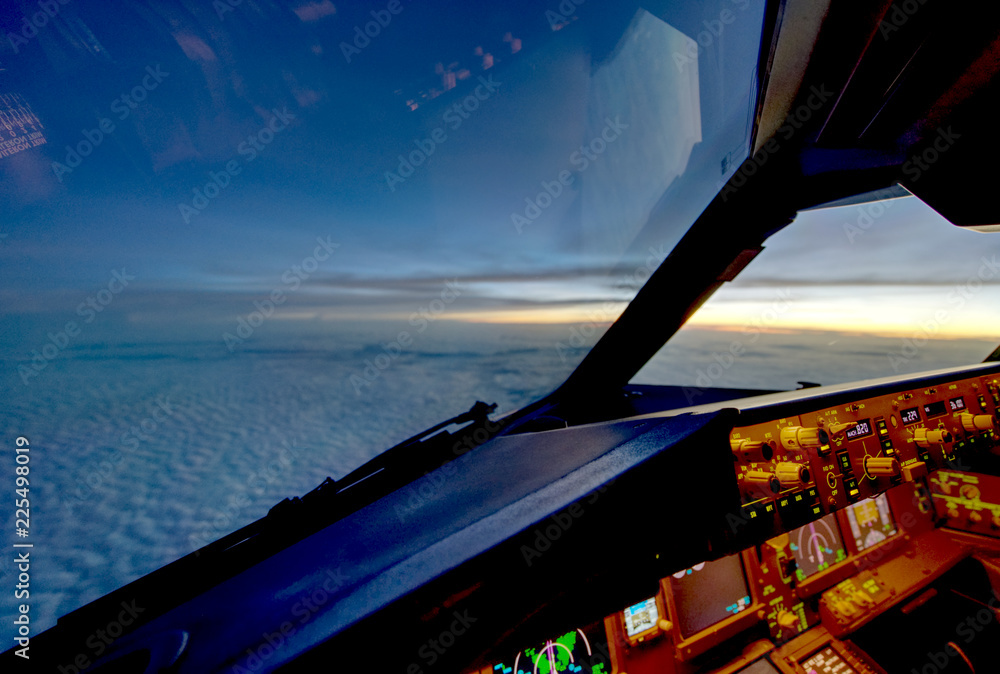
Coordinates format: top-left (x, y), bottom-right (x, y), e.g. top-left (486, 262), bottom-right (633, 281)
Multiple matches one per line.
top-left (634, 194), bottom-right (1000, 394)
top-left (0, 0), bottom-right (767, 637)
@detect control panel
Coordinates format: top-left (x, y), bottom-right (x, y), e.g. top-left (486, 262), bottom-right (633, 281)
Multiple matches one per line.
top-left (730, 371), bottom-right (999, 536)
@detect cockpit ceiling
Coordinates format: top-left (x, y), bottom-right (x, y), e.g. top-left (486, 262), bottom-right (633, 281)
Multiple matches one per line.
top-left (756, 0), bottom-right (1000, 228)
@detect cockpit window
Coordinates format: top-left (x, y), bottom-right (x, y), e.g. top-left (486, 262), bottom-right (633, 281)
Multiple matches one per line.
top-left (0, 0), bottom-right (769, 637)
top-left (633, 194), bottom-right (1000, 392)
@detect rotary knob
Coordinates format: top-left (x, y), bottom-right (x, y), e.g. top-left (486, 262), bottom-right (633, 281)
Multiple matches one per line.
top-left (776, 610), bottom-right (799, 630)
top-left (960, 413), bottom-right (996, 433)
top-left (780, 426), bottom-right (830, 451)
top-left (730, 438), bottom-right (775, 460)
top-left (865, 456), bottom-right (900, 477)
top-left (774, 462), bottom-right (811, 487)
top-left (745, 470), bottom-right (781, 494)
top-left (914, 427), bottom-right (952, 448)
top-left (826, 422), bottom-right (854, 438)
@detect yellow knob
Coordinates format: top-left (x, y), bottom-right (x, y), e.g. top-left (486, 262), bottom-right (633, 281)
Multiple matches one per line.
top-left (914, 427), bottom-right (952, 447)
top-left (776, 610), bottom-right (799, 630)
top-left (730, 438), bottom-right (775, 460)
top-left (961, 413), bottom-right (996, 433)
top-left (865, 457), bottom-right (900, 477)
top-left (826, 422), bottom-right (854, 437)
top-left (969, 511), bottom-right (983, 524)
top-left (780, 426), bottom-right (830, 451)
top-left (774, 462), bottom-right (811, 487)
top-left (745, 470), bottom-right (780, 494)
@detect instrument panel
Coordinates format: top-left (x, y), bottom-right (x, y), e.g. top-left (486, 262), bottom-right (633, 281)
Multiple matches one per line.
top-left (462, 364), bottom-right (1000, 674)
top-left (729, 369), bottom-right (999, 537)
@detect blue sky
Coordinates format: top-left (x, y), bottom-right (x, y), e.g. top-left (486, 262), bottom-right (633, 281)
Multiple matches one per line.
top-left (1, 0), bottom-right (997, 347)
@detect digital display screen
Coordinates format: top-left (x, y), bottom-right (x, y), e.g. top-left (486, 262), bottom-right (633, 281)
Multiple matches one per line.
top-left (668, 554), bottom-right (751, 637)
top-left (845, 419), bottom-right (873, 441)
top-left (846, 493), bottom-right (898, 551)
top-left (480, 623), bottom-right (611, 674)
top-left (949, 396), bottom-right (966, 411)
top-left (801, 646), bottom-right (859, 674)
top-left (790, 513), bottom-right (848, 580)
top-left (623, 597), bottom-right (659, 638)
top-left (923, 400), bottom-right (947, 418)
top-left (900, 407), bottom-right (921, 425)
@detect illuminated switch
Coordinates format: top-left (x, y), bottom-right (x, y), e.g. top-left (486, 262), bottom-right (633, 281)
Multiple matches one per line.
top-left (876, 418), bottom-right (889, 436)
top-left (837, 451), bottom-right (853, 473)
top-left (845, 478), bottom-right (860, 499)
top-left (881, 438), bottom-right (895, 456)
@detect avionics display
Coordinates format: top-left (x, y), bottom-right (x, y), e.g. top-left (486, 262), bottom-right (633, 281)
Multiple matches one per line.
top-left (900, 407), bottom-right (921, 425)
top-left (477, 624), bottom-right (610, 674)
top-left (949, 396), bottom-right (966, 411)
top-left (801, 646), bottom-right (859, 674)
top-left (844, 419), bottom-right (872, 441)
top-left (846, 493), bottom-right (897, 551)
top-left (623, 597), bottom-right (659, 638)
top-left (923, 400), bottom-right (947, 418)
top-left (668, 555), bottom-right (750, 637)
top-left (790, 513), bottom-right (848, 580)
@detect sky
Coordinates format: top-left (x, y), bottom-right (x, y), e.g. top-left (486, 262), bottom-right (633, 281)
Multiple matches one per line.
top-left (0, 0), bottom-right (997, 377)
